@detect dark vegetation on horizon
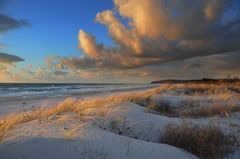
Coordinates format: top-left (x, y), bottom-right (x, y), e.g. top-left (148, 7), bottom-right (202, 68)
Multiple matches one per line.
top-left (151, 78), bottom-right (240, 84)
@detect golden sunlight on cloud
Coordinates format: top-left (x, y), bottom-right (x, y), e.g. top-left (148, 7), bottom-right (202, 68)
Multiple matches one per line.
top-left (114, 0), bottom-right (179, 39)
top-left (95, 10), bottom-right (142, 54)
top-left (43, 0), bottom-right (240, 81)
top-left (78, 30), bottom-right (101, 58)
top-left (0, 53), bottom-right (25, 82)
top-left (204, 0), bottom-right (227, 21)
top-left (1, 0), bottom-right (239, 82)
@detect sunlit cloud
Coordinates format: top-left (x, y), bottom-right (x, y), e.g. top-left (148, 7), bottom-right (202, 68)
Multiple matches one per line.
top-left (45, 0), bottom-right (239, 81)
top-left (1, 0), bottom-right (239, 82)
top-left (0, 53), bottom-right (24, 82)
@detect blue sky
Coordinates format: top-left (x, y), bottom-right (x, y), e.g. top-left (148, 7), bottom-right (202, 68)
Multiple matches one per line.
top-left (1, 0), bottom-right (113, 69)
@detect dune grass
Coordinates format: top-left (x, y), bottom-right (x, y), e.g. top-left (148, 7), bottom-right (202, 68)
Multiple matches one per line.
top-left (180, 104), bottom-right (240, 117)
top-left (146, 100), bottom-right (176, 116)
top-left (160, 122), bottom-right (232, 158)
top-left (0, 83), bottom-right (239, 143)
top-left (180, 91), bottom-right (240, 117)
top-left (145, 85), bottom-right (240, 118)
top-left (0, 85), bottom-right (171, 142)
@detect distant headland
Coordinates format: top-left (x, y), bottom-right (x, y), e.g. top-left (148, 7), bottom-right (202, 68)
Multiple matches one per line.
top-left (151, 78), bottom-right (240, 84)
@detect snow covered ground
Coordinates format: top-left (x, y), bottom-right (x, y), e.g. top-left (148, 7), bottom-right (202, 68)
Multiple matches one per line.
top-left (0, 83), bottom-right (239, 159)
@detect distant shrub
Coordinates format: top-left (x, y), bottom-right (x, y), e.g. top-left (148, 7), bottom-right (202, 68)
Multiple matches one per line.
top-left (180, 104), bottom-right (240, 117)
top-left (146, 101), bottom-right (175, 115)
top-left (183, 88), bottom-right (210, 95)
top-left (160, 122), bottom-right (232, 158)
top-left (229, 87), bottom-right (240, 94)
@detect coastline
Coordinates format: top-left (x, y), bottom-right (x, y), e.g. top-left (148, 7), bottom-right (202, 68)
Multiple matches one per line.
top-left (0, 84), bottom-right (158, 117)
top-left (0, 83), bottom-right (239, 159)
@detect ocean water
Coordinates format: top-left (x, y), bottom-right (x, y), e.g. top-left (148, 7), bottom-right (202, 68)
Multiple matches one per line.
top-left (0, 83), bottom-right (153, 100)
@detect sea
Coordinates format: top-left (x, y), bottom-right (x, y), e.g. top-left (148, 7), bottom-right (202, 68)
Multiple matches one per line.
top-left (0, 83), bottom-right (154, 100)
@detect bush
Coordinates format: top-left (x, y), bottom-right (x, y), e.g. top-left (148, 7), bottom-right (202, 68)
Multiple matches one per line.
top-left (160, 122), bottom-right (232, 158)
top-left (180, 104), bottom-right (240, 117)
top-left (146, 101), bottom-right (174, 115)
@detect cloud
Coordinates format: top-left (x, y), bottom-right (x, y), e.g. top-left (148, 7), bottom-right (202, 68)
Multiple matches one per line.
top-left (182, 51), bottom-right (240, 72)
top-left (96, 10), bottom-right (142, 54)
top-left (0, 61), bottom-right (19, 82)
top-left (0, 14), bottom-right (30, 34)
top-left (204, 0), bottom-right (227, 21)
top-left (0, 52), bottom-right (24, 64)
top-left (78, 30), bottom-right (103, 58)
top-left (0, 10), bottom-right (28, 81)
top-left (44, 0), bottom-right (239, 81)
top-left (0, 43), bottom-right (7, 49)
top-left (148, 51), bottom-right (240, 79)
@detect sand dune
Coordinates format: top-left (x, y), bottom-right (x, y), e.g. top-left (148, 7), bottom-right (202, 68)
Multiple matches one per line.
top-left (0, 83), bottom-right (240, 159)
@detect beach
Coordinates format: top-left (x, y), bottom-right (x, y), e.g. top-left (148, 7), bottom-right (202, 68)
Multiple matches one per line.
top-left (0, 83), bottom-right (240, 159)
top-left (0, 83), bottom-right (155, 116)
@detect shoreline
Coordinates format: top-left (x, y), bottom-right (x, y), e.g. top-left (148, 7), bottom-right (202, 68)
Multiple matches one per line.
top-left (0, 83), bottom-right (239, 159)
top-left (0, 84), bottom-right (159, 117)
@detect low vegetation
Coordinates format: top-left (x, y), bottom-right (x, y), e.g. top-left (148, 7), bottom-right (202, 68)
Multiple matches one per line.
top-left (180, 104), bottom-right (240, 117)
top-left (146, 101), bottom-right (176, 116)
top-left (160, 122), bottom-right (233, 158)
top-left (0, 82), bottom-right (239, 159)
top-left (144, 87), bottom-right (240, 118)
top-left (0, 85), bottom-right (170, 142)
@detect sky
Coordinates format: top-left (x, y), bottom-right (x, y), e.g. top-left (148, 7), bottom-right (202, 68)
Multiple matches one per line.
top-left (0, 0), bottom-right (240, 83)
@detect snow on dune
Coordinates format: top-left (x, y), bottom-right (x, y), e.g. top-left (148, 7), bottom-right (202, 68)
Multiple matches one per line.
top-left (0, 102), bottom-right (197, 159)
top-left (1, 83), bottom-right (239, 159)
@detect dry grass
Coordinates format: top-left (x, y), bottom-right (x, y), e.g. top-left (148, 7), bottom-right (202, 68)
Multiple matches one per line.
top-left (180, 92), bottom-right (240, 117)
top-left (0, 83), bottom-right (239, 142)
top-left (146, 101), bottom-right (175, 115)
top-left (0, 85), bottom-right (171, 142)
top-left (160, 122), bottom-right (232, 158)
top-left (180, 104), bottom-right (240, 117)
top-left (170, 82), bottom-right (240, 96)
